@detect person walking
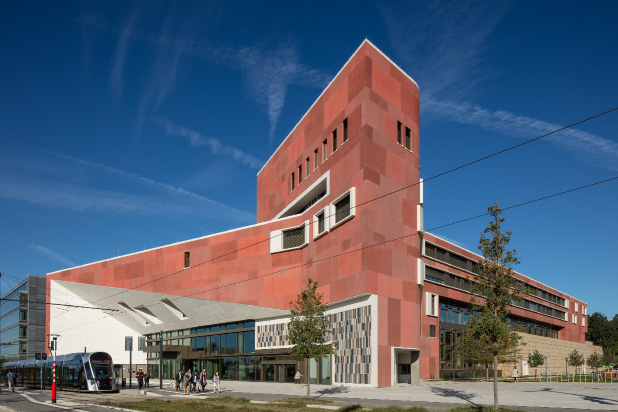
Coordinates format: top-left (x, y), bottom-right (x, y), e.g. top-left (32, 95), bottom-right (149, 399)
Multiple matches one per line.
top-left (6, 370), bottom-right (15, 392)
top-left (512, 367), bottom-right (518, 383)
top-left (184, 369), bottom-right (192, 395)
top-left (213, 371), bottom-right (220, 393)
top-left (294, 370), bottom-right (302, 387)
top-left (136, 368), bottom-right (144, 390)
top-left (176, 370), bottom-right (183, 391)
top-left (199, 369), bottom-right (207, 392)
top-left (144, 370), bottom-right (150, 388)
top-left (191, 369), bottom-right (198, 393)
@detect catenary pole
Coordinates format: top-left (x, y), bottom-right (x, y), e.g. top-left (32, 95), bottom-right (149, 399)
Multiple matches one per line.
top-left (159, 331), bottom-right (163, 389)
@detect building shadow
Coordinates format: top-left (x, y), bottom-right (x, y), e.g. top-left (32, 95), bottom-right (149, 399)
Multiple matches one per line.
top-left (430, 386), bottom-right (479, 407)
top-left (314, 386), bottom-right (350, 397)
top-left (524, 387), bottom-right (618, 406)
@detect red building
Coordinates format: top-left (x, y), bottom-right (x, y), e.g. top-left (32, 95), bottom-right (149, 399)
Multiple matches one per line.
top-left (46, 40), bottom-right (590, 387)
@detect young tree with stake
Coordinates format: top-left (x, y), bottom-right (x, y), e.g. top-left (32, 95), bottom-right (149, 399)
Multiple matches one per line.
top-left (467, 202), bottom-right (522, 410)
top-left (288, 278), bottom-right (337, 398)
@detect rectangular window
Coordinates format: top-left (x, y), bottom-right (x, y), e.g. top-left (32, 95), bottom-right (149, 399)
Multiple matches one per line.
top-left (322, 140), bottom-right (327, 162)
top-left (184, 252), bottom-right (190, 268)
top-left (431, 294), bottom-right (436, 316)
top-left (405, 127), bottom-right (411, 150)
top-left (314, 149), bottom-right (318, 170)
top-left (306, 158), bottom-right (310, 177)
top-left (291, 172), bottom-right (295, 191)
top-left (298, 165), bottom-right (302, 185)
top-left (430, 325), bottom-right (436, 338)
top-left (283, 224), bottom-right (305, 250)
top-left (343, 118), bottom-right (348, 142)
top-left (334, 194), bottom-right (351, 224)
top-left (317, 211), bottom-right (325, 234)
top-left (397, 121), bottom-right (402, 145)
top-left (332, 129), bottom-right (337, 152)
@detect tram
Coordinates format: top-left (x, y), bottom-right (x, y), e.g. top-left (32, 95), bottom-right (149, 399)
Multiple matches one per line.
top-left (1, 352), bottom-right (117, 392)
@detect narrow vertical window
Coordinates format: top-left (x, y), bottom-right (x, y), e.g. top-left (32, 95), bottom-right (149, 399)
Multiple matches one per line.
top-left (332, 129), bottom-right (337, 152)
top-left (184, 252), bottom-right (190, 268)
top-left (306, 158), bottom-right (310, 178)
top-left (431, 294), bottom-right (436, 316)
top-left (397, 121), bottom-right (402, 145)
top-left (343, 118), bottom-right (348, 142)
top-left (298, 165), bottom-right (302, 184)
top-left (405, 127), bottom-right (411, 150)
top-left (291, 172), bottom-right (295, 191)
top-left (322, 140), bottom-right (327, 162)
top-left (314, 149), bottom-right (318, 170)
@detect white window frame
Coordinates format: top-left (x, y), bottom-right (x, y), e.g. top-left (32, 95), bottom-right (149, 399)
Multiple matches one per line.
top-left (329, 187), bottom-right (356, 231)
top-left (270, 220), bottom-right (310, 254)
top-left (426, 292), bottom-right (438, 317)
top-left (313, 206), bottom-right (330, 240)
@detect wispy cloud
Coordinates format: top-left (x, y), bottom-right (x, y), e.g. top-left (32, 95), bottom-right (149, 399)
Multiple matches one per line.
top-left (110, 8), bottom-right (141, 99)
top-left (0, 149), bottom-right (255, 222)
top-left (425, 99), bottom-right (618, 171)
top-left (155, 117), bottom-right (263, 169)
top-left (380, 0), bottom-right (510, 100)
top-left (29, 244), bottom-right (76, 267)
top-left (380, 1), bottom-right (618, 171)
top-left (80, 15), bottom-right (331, 143)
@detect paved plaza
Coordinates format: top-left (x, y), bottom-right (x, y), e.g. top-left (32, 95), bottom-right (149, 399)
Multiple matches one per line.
top-left (1, 380), bottom-right (617, 411)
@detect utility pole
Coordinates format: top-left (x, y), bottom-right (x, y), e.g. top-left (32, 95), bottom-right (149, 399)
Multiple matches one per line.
top-left (159, 331), bottom-right (163, 389)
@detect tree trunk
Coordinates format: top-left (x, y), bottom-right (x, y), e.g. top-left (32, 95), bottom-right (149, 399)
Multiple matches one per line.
top-left (306, 358), bottom-right (310, 398)
top-left (486, 365), bottom-right (489, 381)
top-left (493, 355), bottom-right (499, 410)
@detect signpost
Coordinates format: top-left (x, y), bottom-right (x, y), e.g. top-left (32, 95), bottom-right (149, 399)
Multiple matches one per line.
top-left (125, 336), bottom-right (133, 389)
top-left (35, 352), bottom-right (47, 391)
top-left (50, 336), bottom-right (58, 403)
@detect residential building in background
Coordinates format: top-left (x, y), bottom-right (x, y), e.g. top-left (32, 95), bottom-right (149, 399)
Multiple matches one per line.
top-left (0, 275), bottom-right (47, 361)
top-left (45, 40), bottom-right (600, 387)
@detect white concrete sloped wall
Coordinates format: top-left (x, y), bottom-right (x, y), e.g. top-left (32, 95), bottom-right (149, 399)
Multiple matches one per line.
top-left (49, 280), bottom-right (146, 366)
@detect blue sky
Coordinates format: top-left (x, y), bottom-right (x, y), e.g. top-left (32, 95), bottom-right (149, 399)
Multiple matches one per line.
top-left (0, 1), bottom-right (616, 317)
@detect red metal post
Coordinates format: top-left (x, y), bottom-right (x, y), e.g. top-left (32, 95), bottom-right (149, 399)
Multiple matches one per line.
top-left (51, 357), bottom-right (56, 402)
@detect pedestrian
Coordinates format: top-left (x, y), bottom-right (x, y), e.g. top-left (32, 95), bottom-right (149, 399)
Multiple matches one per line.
top-left (176, 370), bottom-right (183, 391)
top-left (512, 367), bottom-right (518, 383)
top-left (213, 371), bottom-right (220, 393)
top-left (294, 370), bottom-right (302, 387)
top-left (144, 370), bottom-right (150, 388)
top-left (184, 369), bottom-right (192, 395)
top-left (191, 369), bottom-right (198, 393)
top-left (136, 368), bottom-right (144, 390)
top-left (200, 369), bottom-right (207, 392)
top-left (6, 370), bottom-right (15, 392)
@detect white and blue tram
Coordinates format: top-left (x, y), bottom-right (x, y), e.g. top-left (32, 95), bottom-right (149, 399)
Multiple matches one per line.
top-left (1, 352), bottom-right (117, 392)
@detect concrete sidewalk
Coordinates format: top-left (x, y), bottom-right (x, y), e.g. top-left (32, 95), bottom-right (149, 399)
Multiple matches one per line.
top-left (140, 379), bottom-right (618, 410)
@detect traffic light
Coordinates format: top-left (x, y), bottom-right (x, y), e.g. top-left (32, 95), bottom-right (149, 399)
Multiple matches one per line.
top-left (35, 353), bottom-right (41, 360)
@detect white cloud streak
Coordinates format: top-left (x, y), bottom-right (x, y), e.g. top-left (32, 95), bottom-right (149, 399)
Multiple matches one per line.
top-left (80, 16), bottom-right (331, 142)
top-left (29, 244), bottom-right (76, 267)
top-left (425, 98), bottom-right (618, 171)
top-left (155, 117), bottom-right (263, 169)
top-left (0, 150), bottom-right (255, 222)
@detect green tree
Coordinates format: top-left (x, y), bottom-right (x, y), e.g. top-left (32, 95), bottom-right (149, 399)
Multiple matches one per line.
top-left (586, 312), bottom-right (618, 361)
top-left (467, 202), bottom-right (522, 410)
top-left (587, 352), bottom-right (604, 375)
top-left (288, 278), bottom-right (337, 398)
top-left (527, 350), bottom-right (545, 378)
top-left (567, 349), bottom-right (585, 375)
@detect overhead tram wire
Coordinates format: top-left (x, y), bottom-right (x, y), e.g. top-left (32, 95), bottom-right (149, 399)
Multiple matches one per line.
top-left (0, 298), bottom-right (118, 311)
top-left (44, 106), bottom-right (618, 324)
top-left (51, 174), bottom-right (618, 335)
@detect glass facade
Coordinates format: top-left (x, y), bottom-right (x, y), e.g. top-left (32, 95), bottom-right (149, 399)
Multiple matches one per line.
top-left (145, 320), bottom-right (330, 384)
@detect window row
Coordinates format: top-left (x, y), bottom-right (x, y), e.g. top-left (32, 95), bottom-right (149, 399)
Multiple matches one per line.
top-left (396, 121), bottom-right (413, 151)
top-left (147, 321), bottom-right (255, 342)
top-left (426, 265), bottom-right (566, 321)
top-left (425, 242), bottom-right (566, 307)
top-left (290, 118), bottom-right (348, 192)
top-left (272, 188), bottom-right (355, 253)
